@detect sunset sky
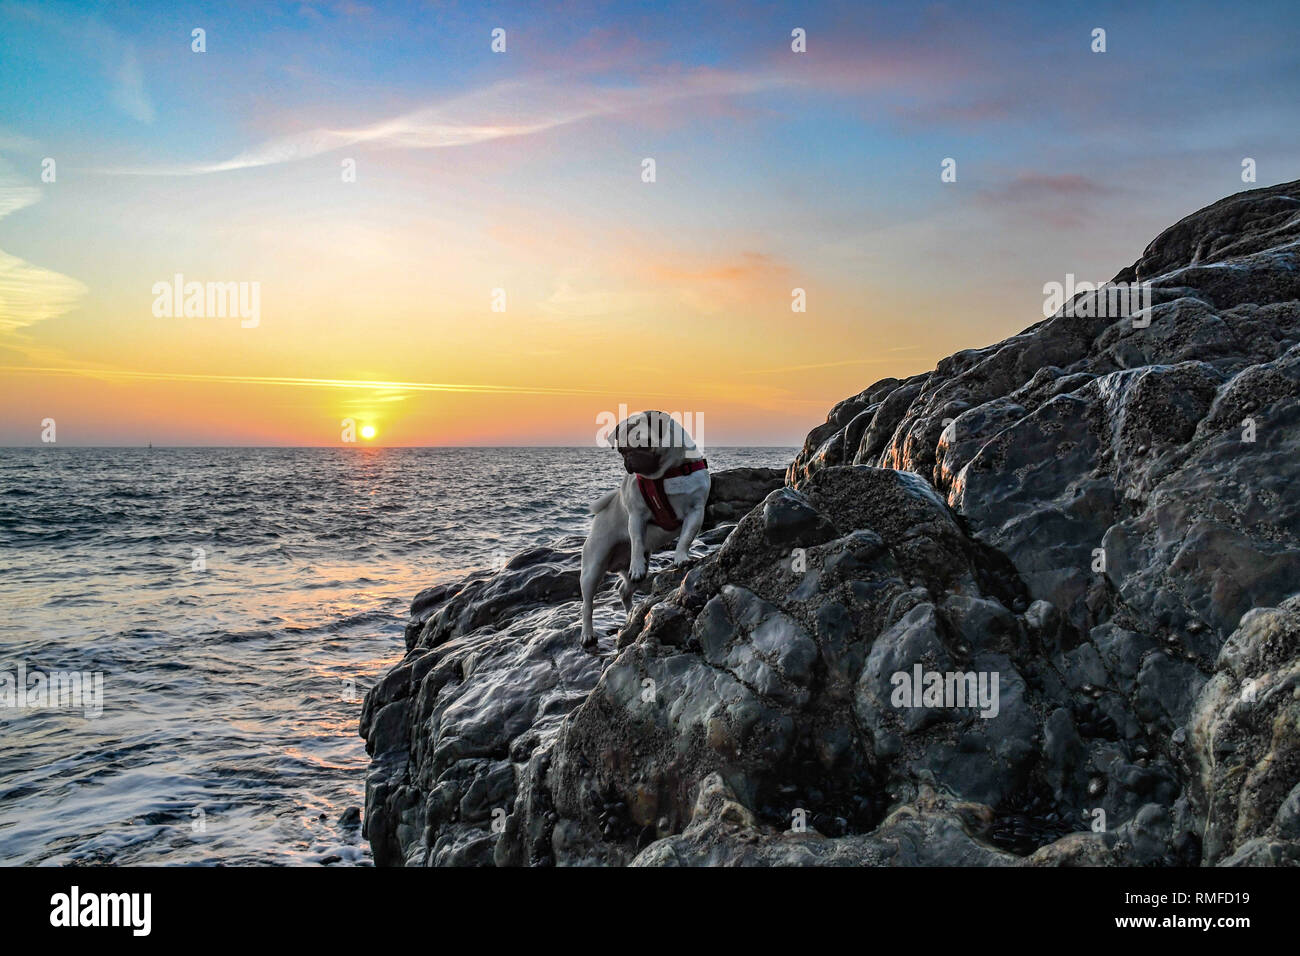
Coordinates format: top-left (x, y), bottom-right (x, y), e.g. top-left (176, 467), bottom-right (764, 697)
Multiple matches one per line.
top-left (1, 0), bottom-right (1297, 445)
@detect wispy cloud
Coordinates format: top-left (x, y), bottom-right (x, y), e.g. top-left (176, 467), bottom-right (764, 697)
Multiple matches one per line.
top-left (0, 168), bottom-right (87, 334)
top-left (1, 364), bottom-right (848, 413)
top-left (651, 252), bottom-right (790, 283)
top-left (100, 69), bottom-right (784, 176)
top-left (976, 172), bottom-right (1117, 228)
top-left (539, 269), bottom-right (663, 318)
top-left (738, 353), bottom-right (916, 375)
top-left (979, 172), bottom-right (1110, 202)
top-left (106, 46), bottom-right (153, 123)
top-left (0, 365), bottom-right (675, 398)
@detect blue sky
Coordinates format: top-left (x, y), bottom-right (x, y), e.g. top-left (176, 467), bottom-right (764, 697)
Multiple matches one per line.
top-left (0, 0), bottom-right (1297, 444)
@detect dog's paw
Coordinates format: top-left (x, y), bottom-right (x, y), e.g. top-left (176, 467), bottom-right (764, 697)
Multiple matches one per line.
top-left (580, 630), bottom-right (598, 650)
top-left (672, 551), bottom-right (690, 567)
top-left (628, 559), bottom-right (648, 581)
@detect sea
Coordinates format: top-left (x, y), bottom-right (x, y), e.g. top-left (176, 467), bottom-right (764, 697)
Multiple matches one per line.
top-left (0, 446), bottom-right (793, 865)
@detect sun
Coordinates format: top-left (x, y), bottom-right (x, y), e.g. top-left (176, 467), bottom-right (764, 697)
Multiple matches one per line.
top-left (360, 425), bottom-right (377, 440)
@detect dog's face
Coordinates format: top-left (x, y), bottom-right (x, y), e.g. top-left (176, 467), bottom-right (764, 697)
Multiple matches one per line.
top-left (612, 411), bottom-right (695, 476)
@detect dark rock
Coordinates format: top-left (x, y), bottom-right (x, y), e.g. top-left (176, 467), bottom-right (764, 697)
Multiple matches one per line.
top-left (704, 467), bottom-right (785, 524)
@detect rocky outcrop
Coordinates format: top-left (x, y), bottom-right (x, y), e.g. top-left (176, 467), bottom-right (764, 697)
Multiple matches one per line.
top-left (362, 181), bottom-right (1300, 866)
top-left (359, 466), bottom-right (782, 866)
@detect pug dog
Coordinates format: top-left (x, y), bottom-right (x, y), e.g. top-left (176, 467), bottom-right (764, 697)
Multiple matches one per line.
top-left (580, 410), bottom-right (710, 649)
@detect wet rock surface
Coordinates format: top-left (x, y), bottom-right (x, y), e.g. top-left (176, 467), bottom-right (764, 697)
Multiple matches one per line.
top-left (363, 182), bottom-right (1300, 866)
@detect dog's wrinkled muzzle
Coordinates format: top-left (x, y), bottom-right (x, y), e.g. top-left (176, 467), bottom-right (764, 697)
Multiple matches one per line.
top-left (623, 450), bottom-right (658, 474)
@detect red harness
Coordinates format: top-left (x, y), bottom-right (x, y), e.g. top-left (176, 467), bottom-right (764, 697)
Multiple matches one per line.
top-left (636, 459), bottom-right (708, 531)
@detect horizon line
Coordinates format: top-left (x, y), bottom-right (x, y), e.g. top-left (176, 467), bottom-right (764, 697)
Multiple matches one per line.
top-left (0, 443), bottom-right (801, 449)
